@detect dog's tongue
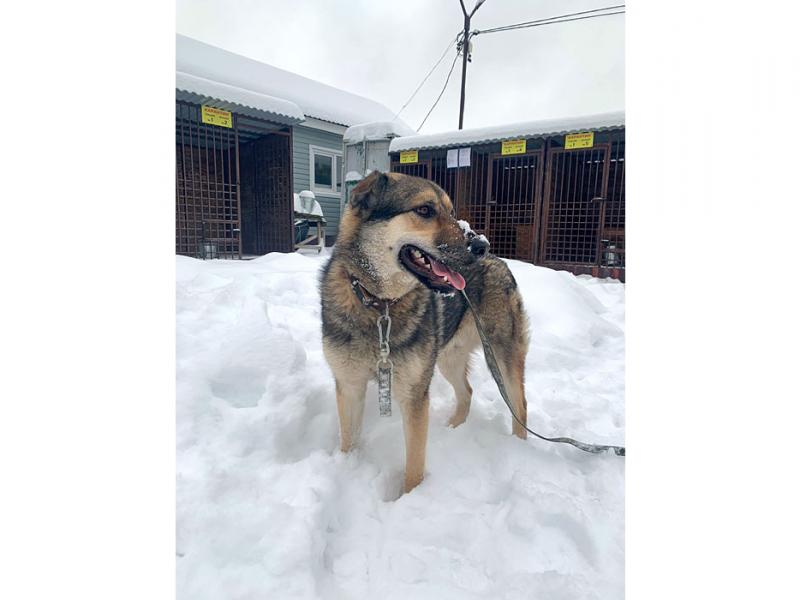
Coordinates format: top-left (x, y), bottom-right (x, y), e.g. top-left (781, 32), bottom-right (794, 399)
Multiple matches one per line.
top-left (429, 258), bottom-right (466, 291)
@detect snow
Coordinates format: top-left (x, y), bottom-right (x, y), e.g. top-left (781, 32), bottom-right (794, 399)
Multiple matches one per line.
top-left (345, 171), bottom-right (363, 182)
top-left (176, 70), bottom-right (305, 122)
top-left (457, 219), bottom-right (489, 246)
top-left (176, 251), bottom-right (625, 599)
top-left (389, 111), bottom-right (625, 152)
top-left (343, 120), bottom-right (417, 144)
top-left (293, 193), bottom-right (324, 217)
top-left (177, 35), bottom-right (410, 128)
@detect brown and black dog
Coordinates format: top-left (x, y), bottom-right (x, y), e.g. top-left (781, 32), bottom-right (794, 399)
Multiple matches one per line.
top-left (320, 171), bottom-right (529, 493)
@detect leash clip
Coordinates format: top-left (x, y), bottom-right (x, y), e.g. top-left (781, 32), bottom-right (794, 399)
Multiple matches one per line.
top-left (376, 306), bottom-right (392, 360)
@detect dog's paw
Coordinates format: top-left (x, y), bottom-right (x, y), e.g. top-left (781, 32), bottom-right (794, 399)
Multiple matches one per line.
top-left (447, 409), bottom-right (468, 429)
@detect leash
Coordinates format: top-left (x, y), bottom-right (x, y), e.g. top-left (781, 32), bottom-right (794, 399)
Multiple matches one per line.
top-left (461, 290), bottom-right (626, 457)
top-left (349, 275), bottom-right (625, 455)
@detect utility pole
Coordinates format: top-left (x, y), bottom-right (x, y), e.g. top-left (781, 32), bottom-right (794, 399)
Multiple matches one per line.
top-left (458, 0), bottom-right (486, 129)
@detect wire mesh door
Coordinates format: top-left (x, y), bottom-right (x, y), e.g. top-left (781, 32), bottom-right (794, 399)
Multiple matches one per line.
top-left (483, 151), bottom-right (544, 261)
top-left (539, 145), bottom-right (610, 267)
top-left (176, 101), bottom-right (241, 259)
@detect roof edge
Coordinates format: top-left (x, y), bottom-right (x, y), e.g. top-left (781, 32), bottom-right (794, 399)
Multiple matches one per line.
top-left (176, 70), bottom-right (305, 124)
top-left (389, 111), bottom-right (625, 152)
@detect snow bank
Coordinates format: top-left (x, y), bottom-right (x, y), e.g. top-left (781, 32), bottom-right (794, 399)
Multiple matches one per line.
top-left (390, 111), bottom-right (625, 152)
top-left (343, 120), bottom-right (417, 144)
top-left (176, 252), bottom-right (625, 599)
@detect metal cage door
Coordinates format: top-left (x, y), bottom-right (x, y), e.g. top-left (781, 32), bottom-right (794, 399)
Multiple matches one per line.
top-left (176, 102), bottom-right (242, 259)
top-left (539, 145), bottom-right (610, 267)
top-left (484, 150), bottom-right (544, 261)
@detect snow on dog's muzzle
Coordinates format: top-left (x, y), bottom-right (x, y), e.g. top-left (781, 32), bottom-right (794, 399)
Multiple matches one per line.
top-left (458, 219), bottom-right (490, 258)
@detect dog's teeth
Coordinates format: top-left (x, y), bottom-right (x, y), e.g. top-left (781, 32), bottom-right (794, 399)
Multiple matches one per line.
top-left (412, 249), bottom-right (422, 258)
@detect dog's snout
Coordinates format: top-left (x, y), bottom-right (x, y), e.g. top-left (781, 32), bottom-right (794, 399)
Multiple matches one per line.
top-left (469, 236), bottom-right (489, 257)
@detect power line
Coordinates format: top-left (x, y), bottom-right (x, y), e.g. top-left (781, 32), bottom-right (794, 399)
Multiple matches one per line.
top-left (474, 5), bottom-right (625, 36)
top-left (408, 4), bottom-right (625, 131)
top-left (417, 51), bottom-right (460, 132)
top-left (393, 33), bottom-right (460, 121)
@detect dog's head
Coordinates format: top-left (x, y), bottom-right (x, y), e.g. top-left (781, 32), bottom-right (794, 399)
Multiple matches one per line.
top-left (338, 171), bottom-right (488, 299)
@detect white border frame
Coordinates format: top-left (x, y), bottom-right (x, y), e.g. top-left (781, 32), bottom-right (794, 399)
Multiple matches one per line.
top-left (309, 144), bottom-right (343, 198)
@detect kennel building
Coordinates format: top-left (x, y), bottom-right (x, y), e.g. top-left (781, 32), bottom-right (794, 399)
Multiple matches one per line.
top-left (176, 34), bottom-right (412, 258)
top-left (176, 72), bottom-right (303, 259)
top-left (388, 113), bottom-right (625, 281)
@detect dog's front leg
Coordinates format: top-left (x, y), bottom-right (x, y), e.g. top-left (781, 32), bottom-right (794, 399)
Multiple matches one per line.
top-left (335, 376), bottom-right (368, 453)
top-left (396, 379), bottom-right (431, 493)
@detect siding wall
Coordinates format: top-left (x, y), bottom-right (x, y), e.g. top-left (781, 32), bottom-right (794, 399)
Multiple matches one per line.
top-left (292, 125), bottom-right (344, 239)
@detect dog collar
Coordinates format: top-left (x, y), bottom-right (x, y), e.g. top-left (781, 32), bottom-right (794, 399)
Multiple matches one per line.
top-left (350, 276), bottom-right (399, 311)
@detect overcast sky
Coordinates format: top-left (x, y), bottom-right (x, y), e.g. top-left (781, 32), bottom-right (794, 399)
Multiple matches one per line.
top-left (176, 0), bottom-right (624, 134)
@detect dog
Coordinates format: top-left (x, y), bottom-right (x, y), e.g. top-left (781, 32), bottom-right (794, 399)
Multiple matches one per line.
top-left (320, 171), bottom-right (529, 493)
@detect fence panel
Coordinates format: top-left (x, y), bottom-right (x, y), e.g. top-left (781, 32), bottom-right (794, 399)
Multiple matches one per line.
top-left (175, 101), bottom-right (240, 259)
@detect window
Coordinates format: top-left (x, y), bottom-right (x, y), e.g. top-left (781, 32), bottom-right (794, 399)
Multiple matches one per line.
top-left (310, 146), bottom-right (343, 196)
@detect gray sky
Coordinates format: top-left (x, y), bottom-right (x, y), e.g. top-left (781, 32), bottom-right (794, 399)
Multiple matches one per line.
top-left (176, 0), bottom-right (624, 134)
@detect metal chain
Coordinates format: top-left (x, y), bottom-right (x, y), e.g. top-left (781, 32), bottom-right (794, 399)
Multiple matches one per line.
top-left (376, 304), bottom-right (394, 417)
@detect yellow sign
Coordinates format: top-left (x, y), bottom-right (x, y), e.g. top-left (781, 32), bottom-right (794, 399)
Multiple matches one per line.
top-left (501, 139), bottom-right (526, 155)
top-left (565, 132), bottom-right (594, 149)
top-left (201, 106), bottom-right (233, 128)
top-left (400, 150), bottom-right (418, 164)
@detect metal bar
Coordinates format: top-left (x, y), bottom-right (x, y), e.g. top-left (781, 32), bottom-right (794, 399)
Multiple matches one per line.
top-left (202, 109), bottom-right (211, 257)
top-left (532, 140), bottom-right (546, 264)
top-left (210, 120), bottom-right (221, 256)
top-left (186, 105), bottom-right (197, 256)
top-left (559, 148), bottom-right (568, 262)
top-left (234, 113), bottom-right (242, 258)
top-left (598, 143), bottom-right (612, 267)
top-left (285, 130), bottom-right (294, 252)
top-left (580, 148), bottom-right (588, 262)
top-left (539, 146), bottom-right (554, 263)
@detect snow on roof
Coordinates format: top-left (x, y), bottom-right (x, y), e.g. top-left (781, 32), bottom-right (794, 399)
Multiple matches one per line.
top-left (176, 71), bottom-right (305, 124)
top-left (343, 120), bottom-right (417, 144)
top-left (177, 34), bottom-right (406, 128)
top-left (389, 111), bottom-right (625, 152)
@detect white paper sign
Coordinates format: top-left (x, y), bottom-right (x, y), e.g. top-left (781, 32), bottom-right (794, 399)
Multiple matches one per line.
top-left (447, 147), bottom-right (472, 168)
top-left (446, 149), bottom-right (458, 168)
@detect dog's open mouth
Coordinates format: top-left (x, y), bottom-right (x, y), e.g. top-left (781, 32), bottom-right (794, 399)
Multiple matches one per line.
top-left (399, 245), bottom-right (466, 292)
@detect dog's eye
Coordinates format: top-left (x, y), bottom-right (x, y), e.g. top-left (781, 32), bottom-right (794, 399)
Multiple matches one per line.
top-left (414, 205), bottom-right (435, 218)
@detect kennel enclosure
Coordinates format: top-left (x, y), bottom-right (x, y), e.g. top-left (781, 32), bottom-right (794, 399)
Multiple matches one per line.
top-left (388, 113), bottom-right (625, 281)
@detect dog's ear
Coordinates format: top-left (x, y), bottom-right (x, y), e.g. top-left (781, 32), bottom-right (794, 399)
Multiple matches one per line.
top-left (350, 171), bottom-right (389, 213)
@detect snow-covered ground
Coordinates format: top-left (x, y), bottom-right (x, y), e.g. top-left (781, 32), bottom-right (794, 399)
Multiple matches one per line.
top-left (176, 251), bottom-right (625, 600)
